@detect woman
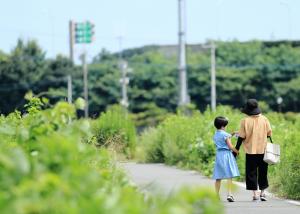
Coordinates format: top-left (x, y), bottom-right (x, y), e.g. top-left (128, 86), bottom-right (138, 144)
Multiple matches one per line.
top-left (234, 99), bottom-right (272, 201)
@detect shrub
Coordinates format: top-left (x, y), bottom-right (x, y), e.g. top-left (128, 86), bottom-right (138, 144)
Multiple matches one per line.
top-left (92, 105), bottom-right (137, 158)
top-left (137, 127), bottom-right (164, 163)
top-left (0, 100), bottom-right (223, 213)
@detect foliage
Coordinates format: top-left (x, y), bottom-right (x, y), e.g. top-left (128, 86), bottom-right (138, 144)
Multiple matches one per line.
top-left (89, 41), bottom-right (300, 126)
top-left (0, 99), bottom-right (222, 214)
top-left (265, 112), bottom-right (300, 199)
top-left (137, 106), bottom-right (300, 200)
top-left (132, 103), bottom-right (170, 130)
top-left (136, 127), bottom-right (164, 163)
top-left (0, 40), bottom-right (79, 115)
top-left (1, 39), bottom-right (300, 125)
top-left (91, 105), bottom-right (137, 158)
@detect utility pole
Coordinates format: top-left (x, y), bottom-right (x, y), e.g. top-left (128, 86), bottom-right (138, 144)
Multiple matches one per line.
top-left (201, 42), bottom-right (217, 111)
top-left (118, 37), bottom-right (129, 108)
top-left (67, 75), bottom-right (72, 103)
top-left (120, 61), bottom-right (129, 108)
top-left (81, 52), bottom-right (89, 117)
top-left (178, 0), bottom-right (189, 106)
top-left (69, 20), bottom-right (74, 62)
top-left (210, 41), bottom-right (216, 111)
top-left (68, 20), bottom-right (74, 104)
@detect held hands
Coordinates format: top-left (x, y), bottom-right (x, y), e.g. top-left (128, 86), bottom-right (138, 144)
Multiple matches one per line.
top-left (232, 149), bottom-right (239, 158)
top-left (231, 131), bottom-right (239, 138)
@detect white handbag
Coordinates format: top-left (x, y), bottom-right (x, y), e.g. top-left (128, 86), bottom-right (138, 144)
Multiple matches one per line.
top-left (263, 137), bottom-right (280, 165)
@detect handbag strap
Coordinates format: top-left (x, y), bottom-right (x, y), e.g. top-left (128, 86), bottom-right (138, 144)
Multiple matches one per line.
top-left (268, 136), bottom-right (273, 143)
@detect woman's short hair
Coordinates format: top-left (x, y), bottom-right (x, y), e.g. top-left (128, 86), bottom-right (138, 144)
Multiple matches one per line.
top-left (214, 116), bottom-right (228, 129)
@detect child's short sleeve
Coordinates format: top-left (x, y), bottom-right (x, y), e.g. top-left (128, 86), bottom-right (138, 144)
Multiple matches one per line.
top-left (223, 132), bottom-right (231, 141)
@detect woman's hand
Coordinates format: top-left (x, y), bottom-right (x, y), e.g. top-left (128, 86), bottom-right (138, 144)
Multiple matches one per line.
top-left (233, 148), bottom-right (239, 155)
top-left (232, 148), bottom-right (239, 158)
top-left (226, 138), bottom-right (239, 158)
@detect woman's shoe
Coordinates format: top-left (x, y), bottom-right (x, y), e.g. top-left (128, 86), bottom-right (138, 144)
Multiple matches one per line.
top-left (252, 196), bottom-right (259, 201)
top-left (260, 194), bottom-right (267, 201)
top-left (227, 195), bottom-right (235, 202)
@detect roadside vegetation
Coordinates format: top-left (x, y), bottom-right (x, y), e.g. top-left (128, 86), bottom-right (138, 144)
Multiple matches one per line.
top-left (0, 97), bottom-right (222, 214)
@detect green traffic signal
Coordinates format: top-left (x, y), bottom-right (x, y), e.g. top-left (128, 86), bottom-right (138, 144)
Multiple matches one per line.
top-left (74, 21), bottom-right (95, 44)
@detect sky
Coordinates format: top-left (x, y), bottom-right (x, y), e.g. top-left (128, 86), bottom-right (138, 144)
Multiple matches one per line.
top-left (0, 0), bottom-right (299, 61)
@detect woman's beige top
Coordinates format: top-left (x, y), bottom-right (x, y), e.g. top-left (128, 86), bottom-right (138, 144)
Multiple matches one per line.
top-left (238, 114), bottom-right (272, 154)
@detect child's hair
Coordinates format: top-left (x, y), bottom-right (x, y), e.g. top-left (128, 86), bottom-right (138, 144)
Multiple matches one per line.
top-left (214, 116), bottom-right (228, 129)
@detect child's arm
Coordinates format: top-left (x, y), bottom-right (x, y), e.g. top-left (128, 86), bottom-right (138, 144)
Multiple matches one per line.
top-left (231, 131), bottom-right (239, 137)
top-left (226, 137), bottom-right (239, 154)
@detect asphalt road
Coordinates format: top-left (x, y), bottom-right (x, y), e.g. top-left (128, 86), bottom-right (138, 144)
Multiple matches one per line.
top-left (121, 162), bottom-right (300, 214)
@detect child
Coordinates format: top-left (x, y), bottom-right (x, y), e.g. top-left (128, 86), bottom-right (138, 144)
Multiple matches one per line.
top-left (212, 116), bottom-right (240, 202)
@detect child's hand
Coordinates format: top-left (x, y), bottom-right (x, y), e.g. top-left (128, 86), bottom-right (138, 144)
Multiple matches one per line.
top-left (231, 131), bottom-right (239, 137)
top-left (232, 149), bottom-right (239, 158)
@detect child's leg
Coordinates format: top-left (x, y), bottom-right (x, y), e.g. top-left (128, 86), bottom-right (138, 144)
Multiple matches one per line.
top-left (227, 179), bottom-right (232, 195)
top-left (215, 179), bottom-right (221, 195)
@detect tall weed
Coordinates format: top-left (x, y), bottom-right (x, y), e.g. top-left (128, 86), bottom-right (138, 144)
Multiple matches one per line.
top-left (92, 105), bottom-right (137, 158)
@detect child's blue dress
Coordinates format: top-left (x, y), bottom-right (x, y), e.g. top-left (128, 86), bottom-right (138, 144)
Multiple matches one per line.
top-left (212, 130), bottom-right (240, 179)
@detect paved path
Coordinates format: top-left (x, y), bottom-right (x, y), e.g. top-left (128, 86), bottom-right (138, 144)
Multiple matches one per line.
top-left (121, 162), bottom-right (300, 214)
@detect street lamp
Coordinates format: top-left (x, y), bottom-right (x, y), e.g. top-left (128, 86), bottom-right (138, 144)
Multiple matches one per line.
top-left (277, 96), bottom-right (283, 112)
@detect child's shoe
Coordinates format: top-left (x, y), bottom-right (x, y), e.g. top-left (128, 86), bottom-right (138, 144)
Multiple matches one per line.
top-left (227, 195), bottom-right (235, 202)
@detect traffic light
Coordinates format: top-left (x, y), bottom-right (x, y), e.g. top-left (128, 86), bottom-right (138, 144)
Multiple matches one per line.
top-left (74, 21), bottom-right (95, 44)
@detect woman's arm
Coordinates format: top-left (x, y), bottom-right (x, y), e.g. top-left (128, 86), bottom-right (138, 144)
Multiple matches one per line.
top-left (235, 137), bottom-right (244, 150)
top-left (232, 137), bottom-right (244, 157)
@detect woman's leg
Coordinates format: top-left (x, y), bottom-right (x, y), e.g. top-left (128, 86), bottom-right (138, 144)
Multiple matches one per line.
top-left (258, 154), bottom-right (268, 201)
top-left (246, 154), bottom-right (260, 200)
top-left (215, 179), bottom-right (221, 195)
top-left (258, 154), bottom-right (269, 191)
top-left (246, 154), bottom-right (258, 190)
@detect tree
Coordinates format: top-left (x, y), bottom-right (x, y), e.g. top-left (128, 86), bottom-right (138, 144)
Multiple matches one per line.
top-left (0, 39), bottom-right (47, 114)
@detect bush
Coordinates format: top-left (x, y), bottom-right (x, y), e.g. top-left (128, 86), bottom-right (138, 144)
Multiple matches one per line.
top-left (91, 105), bottom-right (137, 158)
top-left (267, 113), bottom-right (300, 199)
top-left (136, 127), bottom-right (164, 163)
top-left (0, 100), bottom-right (223, 213)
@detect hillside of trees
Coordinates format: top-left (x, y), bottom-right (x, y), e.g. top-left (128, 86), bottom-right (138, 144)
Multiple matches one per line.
top-left (1, 39), bottom-right (300, 118)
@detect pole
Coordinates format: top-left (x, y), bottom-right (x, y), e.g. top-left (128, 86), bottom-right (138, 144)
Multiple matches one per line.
top-left (67, 75), bottom-right (72, 104)
top-left (118, 37), bottom-right (129, 108)
top-left (178, 0), bottom-right (189, 106)
top-left (120, 61), bottom-right (128, 107)
top-left (81, 52), bottom-right (89, 118)
top-left (210, 41), bottom-right (216, 111)
top-left (68, 20), bottom-right (74, 104)
top-left (69, 20), bottom-right (74, 63)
